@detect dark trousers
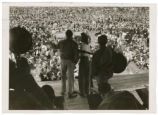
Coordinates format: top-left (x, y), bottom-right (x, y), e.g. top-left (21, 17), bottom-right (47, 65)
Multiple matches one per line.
top-left (78, 57), bottom-right (90, 95)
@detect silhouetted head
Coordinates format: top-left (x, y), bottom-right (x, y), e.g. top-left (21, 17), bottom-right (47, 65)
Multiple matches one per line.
top-left (10, 26), bottom-right (32, 54)
top-left (65, 30), bottom-right (73, 39)
top-left (42, 85), bottom-right (55, 103)
top-left (98, 35), bottom-right (108, 47)
top-left (81, 32), bottom-right (89, 44)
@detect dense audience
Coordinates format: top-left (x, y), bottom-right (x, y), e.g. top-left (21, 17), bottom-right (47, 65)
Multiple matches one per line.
top-left (10, 7), bottom-right (149, 81)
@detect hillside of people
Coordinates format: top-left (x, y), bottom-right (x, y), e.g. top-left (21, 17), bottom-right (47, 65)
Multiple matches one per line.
top-left (10, 7), bottom-right (149, 81)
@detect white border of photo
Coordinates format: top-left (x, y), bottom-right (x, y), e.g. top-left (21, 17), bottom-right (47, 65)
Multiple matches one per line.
top-left (1, 0), bottom-right (157, 114)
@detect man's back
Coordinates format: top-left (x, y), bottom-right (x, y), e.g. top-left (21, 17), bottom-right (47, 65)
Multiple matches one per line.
top-left (92, 47), bottom-right (113, 76)
top-left (58, 39), bottom-right (78, 63)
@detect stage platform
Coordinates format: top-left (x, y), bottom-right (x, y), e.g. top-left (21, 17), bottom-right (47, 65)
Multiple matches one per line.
top-left (37, 72), bottom-right (149, 110)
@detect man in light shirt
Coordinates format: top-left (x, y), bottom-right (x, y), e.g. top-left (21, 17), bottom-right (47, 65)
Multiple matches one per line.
top-left (51, 30), bottom-right (79, 98)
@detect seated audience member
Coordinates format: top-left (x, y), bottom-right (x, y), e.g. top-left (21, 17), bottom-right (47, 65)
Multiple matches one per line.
top-left (42, 85), bottom-right (64, 110)
top-left (9, 27), bottom-right (54, 110)
top-left (97, 84), bottom-right (145, 110)
top-left (87, 83), bottom-right (145, 110)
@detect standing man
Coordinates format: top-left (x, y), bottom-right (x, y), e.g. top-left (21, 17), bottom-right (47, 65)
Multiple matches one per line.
top-left (78, 32), bottom-right (91, 97)
top-left (52, 30), bottom-right (79, 98)
top-left (91, 35), bottom-right (113, 96)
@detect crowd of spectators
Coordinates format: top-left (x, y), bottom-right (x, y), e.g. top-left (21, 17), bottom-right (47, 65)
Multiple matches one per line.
top-left (10, 7), bottom-right (149, 81)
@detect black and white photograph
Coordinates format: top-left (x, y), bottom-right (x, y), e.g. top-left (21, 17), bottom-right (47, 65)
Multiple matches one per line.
top-left (2, 2), bottom-right (157, 112)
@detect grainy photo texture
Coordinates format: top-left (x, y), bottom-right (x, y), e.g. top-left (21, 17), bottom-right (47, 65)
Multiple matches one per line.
top-left (9, 5), bottom-right (149, 110)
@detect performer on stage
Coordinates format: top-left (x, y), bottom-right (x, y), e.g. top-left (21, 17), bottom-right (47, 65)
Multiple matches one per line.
top-left (78, 32), bottom-right (91, 97)
top-left (91, 35), bottom-right (113, 96)
top-left (51, 30), bottom-right (79, 98)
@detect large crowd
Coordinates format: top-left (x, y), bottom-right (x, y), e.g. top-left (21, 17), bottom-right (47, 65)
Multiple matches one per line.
top-left (10, 7), bottom-right (149, 81)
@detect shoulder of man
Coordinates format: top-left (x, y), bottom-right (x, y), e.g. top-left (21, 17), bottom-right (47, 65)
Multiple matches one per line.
top-left (58, 39), bottom-right (66, 46)
top-left (58, 39), bottom-right (65, 44)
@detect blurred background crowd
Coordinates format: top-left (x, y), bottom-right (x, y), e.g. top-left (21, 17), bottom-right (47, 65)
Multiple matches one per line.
top-left (10, 7), bottom-right (149, 81)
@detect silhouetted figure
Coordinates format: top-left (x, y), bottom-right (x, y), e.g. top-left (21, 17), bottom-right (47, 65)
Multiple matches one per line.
top-left (87, 83), bottom-right (145, 110)
top-left (97, 84), bottom-right (144, 110)
top-left (42, 85), bottom-right (64, 110)
top-left (78, 32), bottom-right (91, 97)
top-left (9, 27), bottom-right (54, 110)
top-left (87, 90), bottom-right (103, 110)
top-left (52, 30), bottom-right (79, 98)
top-left (92, 35), bottom-right (113, 95)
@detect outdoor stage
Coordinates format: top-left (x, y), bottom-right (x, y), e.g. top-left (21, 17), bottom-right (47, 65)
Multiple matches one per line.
top-left (36, 62), bottom-right (149, 110)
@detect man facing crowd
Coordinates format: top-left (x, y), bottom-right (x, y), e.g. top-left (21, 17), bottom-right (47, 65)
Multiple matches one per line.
top-left (52, 30), bottom-right (79, 98)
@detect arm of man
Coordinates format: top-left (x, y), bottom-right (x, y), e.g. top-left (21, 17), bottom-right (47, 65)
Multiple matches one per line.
top-left (50, 41), bottom-right (61, 49)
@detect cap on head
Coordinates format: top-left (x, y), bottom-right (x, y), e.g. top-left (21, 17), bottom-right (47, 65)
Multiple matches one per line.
top-left (98, 35), bottom-right (108, 46)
